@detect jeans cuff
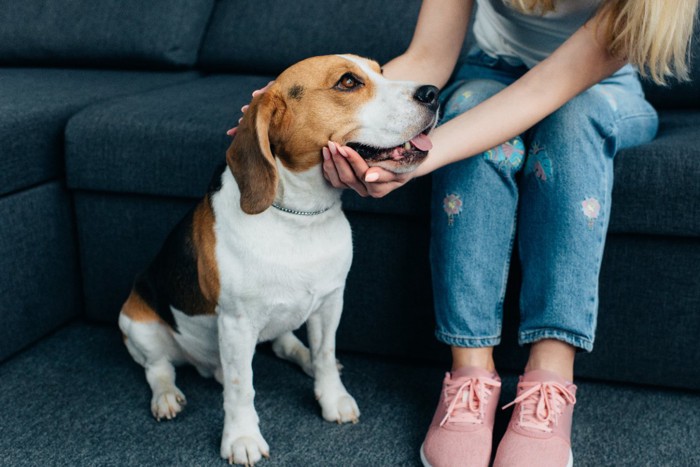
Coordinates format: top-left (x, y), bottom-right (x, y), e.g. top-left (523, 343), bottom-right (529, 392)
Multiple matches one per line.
top-left (519, 329), bottom-right (594, 353)
top-left (435, 330), bottom-right (501, 348)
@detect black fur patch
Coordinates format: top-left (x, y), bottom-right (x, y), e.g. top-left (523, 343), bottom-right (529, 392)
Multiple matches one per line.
top-left (288, 84), bottom-right (305, 100)
top-left (133, 206), bottom-right (211, 332)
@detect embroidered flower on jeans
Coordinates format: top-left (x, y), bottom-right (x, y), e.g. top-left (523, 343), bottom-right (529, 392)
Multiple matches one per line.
top-left (581, 197), bottom-right (601, 228)
top-left (525, 142), bottom-right (553, 183)
top-left (484, 138), bottom-right (525, 170)
top-left (443, 194), bottom-right (463, 226)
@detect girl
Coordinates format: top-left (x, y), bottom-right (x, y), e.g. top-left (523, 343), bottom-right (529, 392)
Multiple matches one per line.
top-left (322, 1), bottom-right (698, 466)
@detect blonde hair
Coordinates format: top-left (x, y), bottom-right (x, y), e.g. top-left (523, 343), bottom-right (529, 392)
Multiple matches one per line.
top-left (509, 0), bottom-right (699, 84)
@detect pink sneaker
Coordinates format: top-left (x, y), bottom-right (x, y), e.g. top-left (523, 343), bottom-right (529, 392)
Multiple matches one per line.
top-left (493, 369), bottom-right (577, 467)
top-left (420, 367), bottom-right (501, 467)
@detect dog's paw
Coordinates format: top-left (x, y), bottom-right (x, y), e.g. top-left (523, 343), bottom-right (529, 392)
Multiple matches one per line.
top-left (151, 388), bottom-right (186, 421)
top-left (221, 433), bottom-right (270, 466)
top-left (319, 393), bottom-right (360, 424)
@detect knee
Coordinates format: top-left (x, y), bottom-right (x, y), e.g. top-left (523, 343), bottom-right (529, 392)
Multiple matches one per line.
top-left (533, 89), bottom-right (616, 144)
top-left (441, 79), bottom-right (507, 123)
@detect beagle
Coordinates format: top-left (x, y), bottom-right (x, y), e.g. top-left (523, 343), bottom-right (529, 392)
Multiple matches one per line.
top-left (118, 54), bottom-right (439, 466)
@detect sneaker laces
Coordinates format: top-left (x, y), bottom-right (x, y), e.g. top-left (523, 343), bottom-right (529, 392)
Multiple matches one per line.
top-left (440, 374), bottom-right (501, 427)
top-left (502, 381), bottom-right (576, 433)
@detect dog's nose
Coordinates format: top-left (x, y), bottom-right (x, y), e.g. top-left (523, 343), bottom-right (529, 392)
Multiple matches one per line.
top-left (414, 85), bottom-right (439, 110)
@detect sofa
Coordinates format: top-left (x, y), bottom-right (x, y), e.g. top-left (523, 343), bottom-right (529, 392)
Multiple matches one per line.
top-left (1, 1), bottom-right (698, 465)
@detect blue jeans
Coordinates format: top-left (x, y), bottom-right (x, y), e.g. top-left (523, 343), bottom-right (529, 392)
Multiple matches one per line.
top-left (430, 48), bottom-right (658, 352)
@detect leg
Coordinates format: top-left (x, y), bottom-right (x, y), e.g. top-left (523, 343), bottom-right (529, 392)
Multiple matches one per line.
top-left (517, 71), bottom-right (658, 356)
top-left (118, 310), bottom-right (187, 421)
top-left (218, 313), bottom-right (269, 465)
top-left (494, 67), bottom-right (658, 467)
top-left (423, 78), bottom-right (522, 467)
top-left (306, 290), bottom-right (359, 424)
top-left (271, 331), bottom-right (314, 377)
top-left (431, 79), bottom-right (524, 355)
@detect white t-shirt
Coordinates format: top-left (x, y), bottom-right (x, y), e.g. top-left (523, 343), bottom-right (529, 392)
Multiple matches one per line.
top-left (473, 0), bottom-right (603, 67)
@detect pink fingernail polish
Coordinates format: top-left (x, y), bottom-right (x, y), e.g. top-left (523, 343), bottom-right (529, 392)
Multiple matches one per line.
top-left (322, 148), bottom-right (330, 160)
top-left (365, 173), bottom-right (380, 182)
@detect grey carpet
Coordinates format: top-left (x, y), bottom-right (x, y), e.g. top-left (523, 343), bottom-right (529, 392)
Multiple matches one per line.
top-left (0, 322), bottom-right (697, 466)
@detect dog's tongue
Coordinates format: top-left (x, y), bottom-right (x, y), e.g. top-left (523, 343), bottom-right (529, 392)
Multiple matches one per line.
top-left (410, 133), bottom-right (433, 151)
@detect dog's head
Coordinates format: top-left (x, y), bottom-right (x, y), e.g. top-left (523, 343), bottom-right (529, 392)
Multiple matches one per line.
top-left (227, 54), bottom-right (439, 214)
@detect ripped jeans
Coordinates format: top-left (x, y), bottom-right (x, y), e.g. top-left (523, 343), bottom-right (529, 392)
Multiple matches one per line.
top-left (431, 48), bottom-right (658, 352)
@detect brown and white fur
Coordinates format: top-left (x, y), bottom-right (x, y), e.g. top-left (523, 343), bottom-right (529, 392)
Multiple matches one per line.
top-left (118, 54), bottom-right (438, 466)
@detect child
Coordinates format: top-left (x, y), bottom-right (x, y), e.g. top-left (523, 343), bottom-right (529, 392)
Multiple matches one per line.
top-left (323, 0), bottom-right (698, 465)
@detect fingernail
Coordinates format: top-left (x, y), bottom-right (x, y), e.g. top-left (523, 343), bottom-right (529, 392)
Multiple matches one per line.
top-left (365, 173), bottom-right (379, 182)
top-left (238, 117), bottom-right (243, 123)
top-left (328, 141), bottom-right (337, 154)
top-left (337, 146), bottom-right (348, 157)
top-left (322, 147), bottom-right (330, 160)
top-left (241, 105), bottom-right (248, 112)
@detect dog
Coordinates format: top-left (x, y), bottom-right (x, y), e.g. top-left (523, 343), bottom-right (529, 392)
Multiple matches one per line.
top-left (118, 54), bottom-right (439, 465)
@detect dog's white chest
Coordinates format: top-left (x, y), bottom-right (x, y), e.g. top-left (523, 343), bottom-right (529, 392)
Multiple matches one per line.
top-left (211, 175), bottom-right (352, 341)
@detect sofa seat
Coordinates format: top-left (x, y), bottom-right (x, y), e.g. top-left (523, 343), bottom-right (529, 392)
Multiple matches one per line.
top-left (0, 68), bottom-right (201, 198)
top-left (0, 322), bottom-right (698, 466)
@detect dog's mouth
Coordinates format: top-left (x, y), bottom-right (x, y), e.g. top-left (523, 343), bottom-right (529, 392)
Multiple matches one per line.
top-left (347, 130), bottom-right (433, 174)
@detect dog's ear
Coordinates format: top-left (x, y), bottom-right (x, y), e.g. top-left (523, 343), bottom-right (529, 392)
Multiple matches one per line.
top-left (226, 90), bottom-right (284, 214)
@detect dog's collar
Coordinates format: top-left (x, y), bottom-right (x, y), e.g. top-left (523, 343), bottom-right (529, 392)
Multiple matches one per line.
top-left (271, 202), bottom-right (336, 216)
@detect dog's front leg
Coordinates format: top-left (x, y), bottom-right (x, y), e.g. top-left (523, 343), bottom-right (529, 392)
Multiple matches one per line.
top-left (218, 312), bottom-right (269, 465)
top-left (307, 290), bottom-right (360, 424)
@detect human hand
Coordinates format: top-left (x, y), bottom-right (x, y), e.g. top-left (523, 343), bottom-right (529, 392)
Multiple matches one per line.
top-left (322, 142), bottom-right (417, 198)
top-left (226, 81), bottom-right (274, 137)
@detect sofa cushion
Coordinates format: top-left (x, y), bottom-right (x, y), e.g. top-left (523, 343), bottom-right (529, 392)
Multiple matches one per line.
top-left (199, 0), bottom-right (427, 73)
top-left (610, 110), bottom-right (700, 237)
top-left (0, 0), bottom-right (215, 68)
top-left (0, 68), bottom-right (201, 198)
top-left (65, 74), bottom-right (273, 197)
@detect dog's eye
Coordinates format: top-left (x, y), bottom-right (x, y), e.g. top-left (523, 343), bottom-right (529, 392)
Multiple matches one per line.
top-left (335, 73), bottom-right (362, 91)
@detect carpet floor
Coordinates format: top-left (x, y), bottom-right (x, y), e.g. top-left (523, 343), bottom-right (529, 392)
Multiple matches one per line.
top-left (1, 322), bottom-right (698, 466)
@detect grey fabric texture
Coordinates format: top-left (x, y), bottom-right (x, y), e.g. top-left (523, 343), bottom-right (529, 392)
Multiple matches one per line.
top-left (73, 192), bottom-right (196, 323)
top-left (0, 182), bottom-right (81, 362)
top-left (199, 0), bottom-right (428, 73)
top-left (0, 68), bottom-right (201, 198)
top-left (0, 0), bottom-right (215, 68)
top-left (65, 74), bottom-right (273, 198)
top-left (0, 322), bottom-right (698, 466)
top-left (611, 110), bottom-right (700, 237)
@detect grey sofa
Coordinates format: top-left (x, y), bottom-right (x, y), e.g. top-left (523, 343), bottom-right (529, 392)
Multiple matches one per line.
top-left (1, 1), bottom-right (698, 465)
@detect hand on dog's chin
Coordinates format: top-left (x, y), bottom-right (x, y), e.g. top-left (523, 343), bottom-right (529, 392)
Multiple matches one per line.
top-left (366, 157), bottom-right (428, 175)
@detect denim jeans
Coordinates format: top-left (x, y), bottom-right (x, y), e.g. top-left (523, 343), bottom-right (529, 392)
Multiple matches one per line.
top-left (430, 48), bottom-right (658, 352)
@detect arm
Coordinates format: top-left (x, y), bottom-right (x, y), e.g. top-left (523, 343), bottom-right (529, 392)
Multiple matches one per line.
top-left (382, 0), bottom-right (473, 87)
top-left (328, 9), bottom-right (627, 197)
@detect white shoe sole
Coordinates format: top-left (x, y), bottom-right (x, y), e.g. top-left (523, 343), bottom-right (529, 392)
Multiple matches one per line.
top-left (421, 442), bottom-right (572, 467)
top-left (419, 443), bottom-right (433, 467)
